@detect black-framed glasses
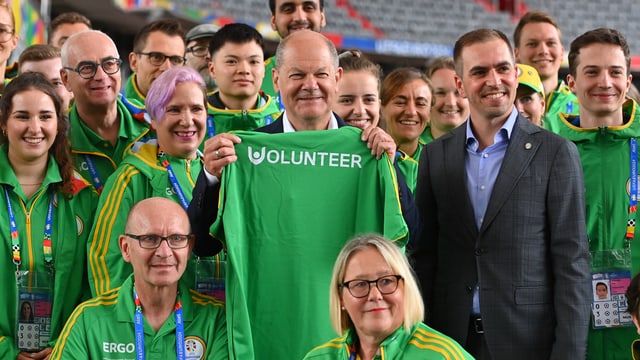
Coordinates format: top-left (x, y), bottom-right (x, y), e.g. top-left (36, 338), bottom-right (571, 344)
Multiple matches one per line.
top-left (341, 275), bottom-right (403, 298)
top-left (186, 45), bottom-right (209, 58)
top-left (0, 27), bottom-right (14, 43)
top-left (124, 233), bottom-right (194, 249)
top-left (137, 51), bottom-right (185, 66)
top-left (64, 58), bottom-right (123, 79)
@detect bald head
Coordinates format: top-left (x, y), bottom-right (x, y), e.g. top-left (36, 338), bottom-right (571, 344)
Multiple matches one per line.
top-left (61, 30), bottom-right (118, 67)
top-left (275, 30), bottom-right (338, 70)
top-left (125, 197), bottom-right (190, 234)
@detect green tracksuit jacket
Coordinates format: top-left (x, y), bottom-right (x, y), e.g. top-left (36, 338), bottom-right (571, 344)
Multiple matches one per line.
top-left (303, 323), bottom-right (473, 360)
top-left (50, 275), bottom-right (228, 360)
top-left (557, 99), bottom-right (640, 359)
top-left (0, 146), bottom-right (98, 358)
top-left (88, 139), bottom-right (202, 296)
top-left (543, 80), bottom-right (579, 133)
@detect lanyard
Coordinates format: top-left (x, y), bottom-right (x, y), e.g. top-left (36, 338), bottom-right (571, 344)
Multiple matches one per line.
top-left (159, 153), bottom-right (189, 210)
top-left (627, 138), bottom-right (638, 242)
top-left (4, 186), bottom-right (55, 274)
top-left (133, 288), bottom-right (185, 360)
top-left (83, 155), bottom-right (104, 193)
top-left (277, 92), bottom-right (285, 111)
top-left (206, 114), bottom-right (215, 139)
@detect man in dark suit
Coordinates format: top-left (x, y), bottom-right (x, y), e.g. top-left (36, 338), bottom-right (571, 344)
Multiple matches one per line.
top-left (188, 29), bottom-right (418, 255)
top-left (413, 28), bottom-right (591, 359)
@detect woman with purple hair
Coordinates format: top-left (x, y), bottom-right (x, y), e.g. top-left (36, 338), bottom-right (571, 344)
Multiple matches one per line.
top-left (87, 66), bottom-right (209, 297)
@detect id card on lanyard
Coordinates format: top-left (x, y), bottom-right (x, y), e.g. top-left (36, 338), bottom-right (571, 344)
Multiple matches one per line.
top-left (590, 138), bottom-right (637, 329)
top-left (5, 186), bottom-right (56, 351)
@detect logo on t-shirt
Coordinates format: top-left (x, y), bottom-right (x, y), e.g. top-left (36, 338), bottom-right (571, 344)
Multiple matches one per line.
top-left (185, 336), bottom-right (206, 359)
top-left (247, 146), bottom-right (362, 169)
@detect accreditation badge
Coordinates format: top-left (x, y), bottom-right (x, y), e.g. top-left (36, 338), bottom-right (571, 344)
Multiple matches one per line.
top-left (590, 249), bottom-right (634, 329)
top-left (194, 253), bottom-right (226, 301)
top-left (15, 270), bottom-right (54, 351)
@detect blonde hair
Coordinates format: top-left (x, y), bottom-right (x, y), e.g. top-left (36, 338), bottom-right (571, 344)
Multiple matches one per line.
top-left (328, 234), bottom-right (424, 335)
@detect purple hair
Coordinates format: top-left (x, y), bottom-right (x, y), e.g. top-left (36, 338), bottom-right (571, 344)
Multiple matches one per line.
top-left (146, 67), bottom-right (206, 122)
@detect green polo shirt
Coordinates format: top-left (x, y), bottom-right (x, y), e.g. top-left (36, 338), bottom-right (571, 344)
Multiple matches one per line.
top-left (69, 99), bottom-right (150, 192)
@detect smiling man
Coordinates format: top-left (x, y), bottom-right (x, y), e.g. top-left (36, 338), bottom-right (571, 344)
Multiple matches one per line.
top-left (513, 11), bottom-right (579, 132)
top-left (556, 28), bottom-right (640, 360)
top-left (414, 28), bottom-right (591, 359)
top-left (61, 30), bottom-right (150, 192)
top-left (262, 0), bottom-right (326, 102)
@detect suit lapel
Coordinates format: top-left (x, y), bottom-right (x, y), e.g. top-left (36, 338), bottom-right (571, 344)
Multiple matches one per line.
top-left (480, 116), bottom-right (541, 232)
top-left (446, 124), bottom-right (479, 239)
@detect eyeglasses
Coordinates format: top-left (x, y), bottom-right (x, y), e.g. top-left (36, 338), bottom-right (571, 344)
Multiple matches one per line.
top-left (0, 27), bottom-right (14, 43)
top-left (186, 45), bottom-right (209, 58)
top-left (124, 233), bottom-right (194, 249)
top-left (341, 275), bottom-right (403, 298)
top-left (137, 51), bottom-right (185, 66)
top-left (64, 58), bottom-right (123, 79)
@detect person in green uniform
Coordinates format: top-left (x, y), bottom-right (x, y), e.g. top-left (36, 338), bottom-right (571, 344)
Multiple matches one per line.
top-left (420, 57), bottom-right (468, 144)
top-left (556, 27), bottom-right (640, 360)
top-left (0, 73), bottom-right (97, 359)
top-left (125, 19), bottom-right (186, 112)
top-left (381, 67), bottom-right (433, 194)
top-left (61, 30), bottom-right (151, 193)
top-left (515, 63), bottom-right (545, 127)
top-left (334, 49), bottom-right (382, 130)
top-left (262, 0), bottom-right (326, 104)
top-left (48, 11), bottom-right (92, 50)
top-left (304, 234), bottom-right (472, 359)
top-left (204, 23), bottom-right (281, 139)
top-left (89, 66), bottom-right (207, 297)
top-left (51, 197), bottom-right (228, 360)
top-left (513, 10), bottom-right (579, 132)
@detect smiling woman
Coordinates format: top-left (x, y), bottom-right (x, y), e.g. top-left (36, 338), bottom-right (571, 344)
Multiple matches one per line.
top-left (303, 234), bottom-right (472, 360)
top-left (0, 73), bottom-right (98, 358)
top-left (87, 67), bottom-right (208, 297)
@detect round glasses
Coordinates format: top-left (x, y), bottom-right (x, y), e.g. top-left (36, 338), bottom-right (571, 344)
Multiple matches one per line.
top-left (64, 58), bottom-right (123, 79)
top-left (341, 275), bottom-right (403, 298)
top-left (186, 45), bottom-right (209, 58)
top-left (0, 27), bottom-right (14, 43)
top-left (137, 51), bottom-right (185, 66)
top-left (124, 233), bottom-right (194, 249)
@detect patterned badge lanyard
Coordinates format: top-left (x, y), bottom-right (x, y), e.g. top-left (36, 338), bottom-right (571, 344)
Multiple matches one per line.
top-left (83, 155), bottom-right (104, 194)
top-left (626, 138), bottom-right (638, 249)
top-left (159, 151), bottom-right (189, 210)
top-left (4, 186), bottom-right (55, 279)
top-left (133, 288), bottom-right (185, 360)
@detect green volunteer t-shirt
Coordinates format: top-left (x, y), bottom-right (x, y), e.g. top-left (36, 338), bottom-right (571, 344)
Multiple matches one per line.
top-left (212, 127), bottom-right (408, 360)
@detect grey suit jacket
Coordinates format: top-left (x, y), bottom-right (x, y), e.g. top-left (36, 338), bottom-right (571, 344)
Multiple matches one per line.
top-left (413, 115), bottom-right (591, 359)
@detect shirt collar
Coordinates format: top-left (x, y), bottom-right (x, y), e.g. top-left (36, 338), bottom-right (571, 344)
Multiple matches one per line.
top-left (465, 107), bottom-right (518, 150)
top-left (282, 111), bottom-right (339, 133)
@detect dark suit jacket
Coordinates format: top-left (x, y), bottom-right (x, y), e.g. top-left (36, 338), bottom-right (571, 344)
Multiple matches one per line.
top-left (188, 113), bottom-right (420, 255)
top-left (413, 115), bottom-right (591, 359)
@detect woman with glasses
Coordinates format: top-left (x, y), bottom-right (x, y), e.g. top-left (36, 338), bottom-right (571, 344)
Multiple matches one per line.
top-left (304, 234), bottom-right (471, 360)
top-left (0, 73), bottom-right (98, 359)
top-left (88, 67), bottom-right (207, 297)
top-left (0, 3), bottom-right (17, 91)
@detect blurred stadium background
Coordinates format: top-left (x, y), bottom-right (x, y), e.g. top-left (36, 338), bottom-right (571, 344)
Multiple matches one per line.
top-left (12, 0), bottom-right (640, 76)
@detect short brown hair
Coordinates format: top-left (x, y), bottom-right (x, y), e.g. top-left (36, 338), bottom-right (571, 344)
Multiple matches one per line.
top-left (19, 44), bottom-right (61, 66)
top-left (49, 12), bottom-right (92, 43)
top-left (513, 10), bottom-right (561, 48)
top-left (338, 49), bottom-right (382, 83)
top-left (568, 28), bottom-right (630, 77)
top-left (426, 56), bottom-right (455, 78)
top-left (132, 19), bottom-right (185, 53)
top-left (453, 28), bottom-right (514, 77)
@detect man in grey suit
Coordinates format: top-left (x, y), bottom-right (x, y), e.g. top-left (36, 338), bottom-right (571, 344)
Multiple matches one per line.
top-left (413, 28), bottom-right (591, 359)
